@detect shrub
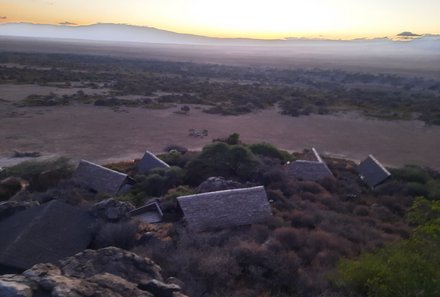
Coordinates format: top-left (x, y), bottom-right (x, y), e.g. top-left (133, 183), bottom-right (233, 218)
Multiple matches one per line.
top-left (161, 186), bottom-right (193, 221)
top-left (274, 227), bottom-right (304, 250)
top-left (262, 167), bottom-right (289, 186)
top-left (249, 142), bottom-right (293, 163)
top-left (391, 165), bottom-right (429, 184)
top-left (163, 144), bottom-right (188, 154)
top-left (353, 205), bottom-right (370, 217)
top-left (213, 132), bottom-right (241, 145)
top-left (93, 221), bottom-right (138, 249)
top-left (404, 182), bottom-right (429, 197)
top-left (291, 210), bottom-right (320, 229)
top-left (333, 198), bottom-right (440, 297)
top-left (159, 151), bottom-right (196, 167)
top-left (128, 166), bottom-right (184, 199)
top-left (185, 142), bottom-right (262, 185)
top-left (185, 142), bottom-right (231, 185)
top-left (334, 239), bottom-right (440, 297)
top-left (267, 189), bottom-right (295, 210)
top-left (0, 157), bottom-right (75, 192)
top-left (104, 160), bottom-right (135, 174)
top-left (299, 181), bottom-right (326, 194)
top-left (228, 145), bottom-right (261, 180)
top-left (318, 177), bottom-right (338, 193)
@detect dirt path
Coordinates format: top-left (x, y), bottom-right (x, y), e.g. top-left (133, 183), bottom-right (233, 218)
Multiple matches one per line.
top-left (1, 104), bottom-right (439, 169)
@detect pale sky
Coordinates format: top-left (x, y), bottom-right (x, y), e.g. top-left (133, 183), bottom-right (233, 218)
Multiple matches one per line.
top-left (0, 0), bottom-right (439, 39)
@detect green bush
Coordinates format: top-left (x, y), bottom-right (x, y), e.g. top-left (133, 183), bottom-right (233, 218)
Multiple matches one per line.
top-left (333, 197), bottom-right (440, 297)
top-left (185, 142), bottom-right (262, 185)
top-left (123, 166), bottom-right (185, 204)
top-left (213, 132), bottom-right (241, 145)
top-left (391, 165), bottom-right (429, 184)
top-left (248, 142), bottom-right (294, 163)
top-left (404, 182), bottom-right (429, 197)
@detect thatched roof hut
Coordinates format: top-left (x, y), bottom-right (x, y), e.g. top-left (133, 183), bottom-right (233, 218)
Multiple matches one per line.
top-left (287, 148), bottom-right (333, 181)
top-left (137, 151), bottom-right (170, 174)
top-left (129, 201), bottom-right (163, 223)
top-left (0, 200), bottom-right (94, 273)
top-left (358, 155), bottom-right (391, 188)
top-left (73, 160), bottom-right (134, 195)
top-left (177, 186), bottom-right (272, 231)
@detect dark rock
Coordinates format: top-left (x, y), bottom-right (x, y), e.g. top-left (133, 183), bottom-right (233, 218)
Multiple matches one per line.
top-left (0, 274), bottom-right (34, 297)
top-left (138, 279), bottom-right (181, 297)
top-left (166, 277), bottom-right (185, 290)
top-left (60, 247), bottom-right (163, 283)
top-left (196, 176), bottom-right (244, 194)
top-left (91, 198), bottom-right (135, 221)
top-left (0, 247), bottom-right (188, 297)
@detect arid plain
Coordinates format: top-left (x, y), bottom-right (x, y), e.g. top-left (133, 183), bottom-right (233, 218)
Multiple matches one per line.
top-left (1, 97), bottom-right (439, 170)
top-left (0, 37), bottom-right (439, 169)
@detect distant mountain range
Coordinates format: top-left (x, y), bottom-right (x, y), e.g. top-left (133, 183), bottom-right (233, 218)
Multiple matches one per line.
top-left (0, 23), bottom-right (439, 50)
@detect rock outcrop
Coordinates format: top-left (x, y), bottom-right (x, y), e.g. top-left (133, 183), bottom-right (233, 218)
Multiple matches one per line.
top-left (0, 247), bottom-right (187, 297)
top-left (195, 176), bottom-right (244, 194)
top-left (91, 198), bottom-right (135, 221)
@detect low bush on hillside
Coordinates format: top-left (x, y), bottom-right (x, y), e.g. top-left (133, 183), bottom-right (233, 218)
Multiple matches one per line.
top-left (0, 157), bottom-right (75, 192)
top-left (93, 221), bottom-right (139, 250)
top-left (248, 142), bottom-right (294, 163)
top-left (333, 197), bottom-right (440, 297)
top-left (130, 136), bottom-right (436, 296)
top-left (2, 134), bottom-right (439, 297)
top-left (185, 141), bottom-right (262, 185)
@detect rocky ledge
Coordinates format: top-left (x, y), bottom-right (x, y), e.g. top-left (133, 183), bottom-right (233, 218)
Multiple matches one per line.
top-left (0, 247), bottom-right (187, 297)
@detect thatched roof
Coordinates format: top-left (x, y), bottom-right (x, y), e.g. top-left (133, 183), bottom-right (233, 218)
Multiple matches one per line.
top-left (0, 200), bottom-right (94, 273)
top-left (358, 155), bottom-right (391, 188)
top-left (287, 148), bottom-right (333, 181)
top-left (129, 202), bottom-right (163, 223)
top-left (137, 151), bottom-right (170, 174)
top-left (73, 160), bottom-right (133, 195)
top-left (177, 186), bottom-right (272, 231)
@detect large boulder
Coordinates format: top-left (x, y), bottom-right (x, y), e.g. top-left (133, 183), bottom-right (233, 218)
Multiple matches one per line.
top-left (60, 247), bottom-right (162, 283)
top-left (91, 198), bottom-right (135, 221)
top-left (138, 279), bottom-right (181, 297)
top-left (0, 275), bottom-right (34, 297)
top-left (0, 247), bottom-right (187, 297)
top-left (195, 176), bottom-right (244, 194)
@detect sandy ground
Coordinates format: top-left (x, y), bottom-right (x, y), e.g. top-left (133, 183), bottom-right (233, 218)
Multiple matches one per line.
top-left (0, 104), bottom-right (439, 170)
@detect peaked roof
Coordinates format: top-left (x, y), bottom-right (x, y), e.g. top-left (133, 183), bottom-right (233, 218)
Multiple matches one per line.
top-left (129, 201), bottom-right (163, 223)
top-left (358, 155), bottom-right (391, 188)
top-left (73, 160), bottom-right (130, 195)
top-left (177, 186), bottom-right (272, 231)
top-left (0, 200), bottom-right (93, 272)
top-left (287, 148), bottom-right (333, 181)
top-left (137, 151), bottom-right (170, 174)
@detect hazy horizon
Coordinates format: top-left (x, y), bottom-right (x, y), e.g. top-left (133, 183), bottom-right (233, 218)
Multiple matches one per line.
top-left (1, 22), bottom-right (440, 42)
top-left (1, 0), bottom-right (439, 39)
